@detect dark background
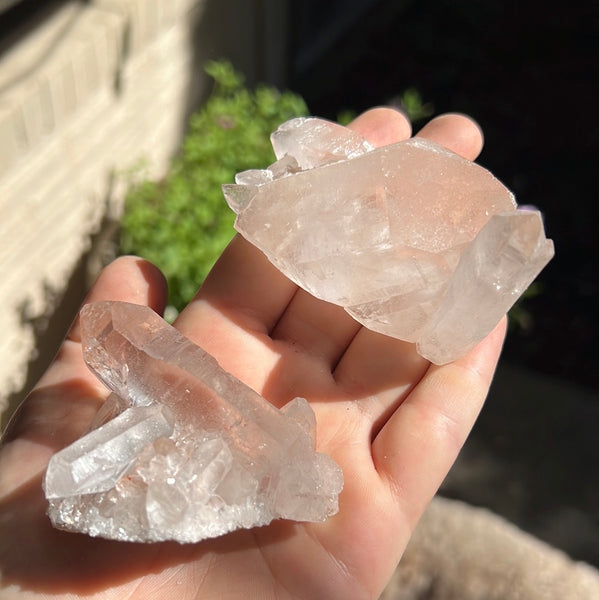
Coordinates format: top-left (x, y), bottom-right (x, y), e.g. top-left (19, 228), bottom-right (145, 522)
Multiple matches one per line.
top-left (288, 0), bottom-right (598, 390)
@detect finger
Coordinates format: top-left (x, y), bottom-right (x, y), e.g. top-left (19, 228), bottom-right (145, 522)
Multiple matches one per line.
top-left (270, 108), bottom-right (412, 368)
top-left (333, 112), bottom-right (487, 415)
top-left (415, 113), bottom-right (484, 160)
top-left (173, 236), bottom-right (297, 391)
top-left (270, 291), bottom-right (358, 368)
top-left (177, 235), bottom-right (297, 339)
top-left (334, 330), bottom-right (430, 425)
top-left (43, 256), bottom-right (168, 391)
top-left (176, 109), bottom-right (412, 376)
top-left (67, 255), bottom-right (168, 344)
top-left (372, 318), bottom-right (506, 528)
top-left (349, 106), bottom-right (412, 145)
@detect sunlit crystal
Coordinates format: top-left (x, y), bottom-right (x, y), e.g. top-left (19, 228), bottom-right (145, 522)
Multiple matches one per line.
top-left (44, 404), bottom-right (174, 499)
top-left (44, 301), bottom-right (343, 542)
top-left (223, 117), bottom-right (554, 363)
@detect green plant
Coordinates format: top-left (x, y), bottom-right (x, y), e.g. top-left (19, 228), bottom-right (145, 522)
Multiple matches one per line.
top-left (119, 60), bottom-right (308, 313)
top-left (396, 88), bottom-right (434, 123)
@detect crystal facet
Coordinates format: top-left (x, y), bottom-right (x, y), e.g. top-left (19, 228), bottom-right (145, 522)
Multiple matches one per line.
top-left (44, 301), bottom-right (343, 542)
top-left (223, 117), bottom-right (554, 363)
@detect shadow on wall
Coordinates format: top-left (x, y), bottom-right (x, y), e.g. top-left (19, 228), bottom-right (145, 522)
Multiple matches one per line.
top-left (0, 206), bottom-right (120, 432)
top-left (0, 0), bottom-right (290, 428)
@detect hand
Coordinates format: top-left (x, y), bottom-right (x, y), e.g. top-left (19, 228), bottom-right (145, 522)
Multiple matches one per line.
top-left (0, 108), bottom-right (506, 600)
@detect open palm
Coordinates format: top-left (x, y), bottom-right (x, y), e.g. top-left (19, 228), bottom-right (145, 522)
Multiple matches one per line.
top-left (0, 108), bottom-right (505, 600)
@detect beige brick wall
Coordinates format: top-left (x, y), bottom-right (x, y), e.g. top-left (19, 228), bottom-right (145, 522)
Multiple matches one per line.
top-left (0, 0), bottom-right (209, 417)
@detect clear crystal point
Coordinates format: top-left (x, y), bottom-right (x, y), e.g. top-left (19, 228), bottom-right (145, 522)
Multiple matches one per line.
top-left (223, 117), bottom-right (554, 363)
top-left (44, 404), bottom-right (174, 499)
top-left (44, 301), bottom-right (343, 542)
top-left (270, 116), bottom-right (374, 168)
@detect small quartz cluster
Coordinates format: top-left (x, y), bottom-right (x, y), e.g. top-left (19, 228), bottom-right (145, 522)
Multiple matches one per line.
top-left (44, 301), bottom-right (343, 543)
top-left (223, 117), bottom-right (554, 363)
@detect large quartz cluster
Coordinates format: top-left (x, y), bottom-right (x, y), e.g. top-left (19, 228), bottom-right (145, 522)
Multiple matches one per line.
top-left (44, 301), bottom-right (343, 542)
top-left (223, 117), bottom-right (554, 363)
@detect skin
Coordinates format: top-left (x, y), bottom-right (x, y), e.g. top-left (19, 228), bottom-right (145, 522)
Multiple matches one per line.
top-left (0, 108), bottom-right (505, 600)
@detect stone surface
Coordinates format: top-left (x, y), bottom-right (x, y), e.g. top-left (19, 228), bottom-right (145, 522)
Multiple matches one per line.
top-left (44, 301), bottom-right (343, 543)
top-left (223, 117), bottom-right (554, 364)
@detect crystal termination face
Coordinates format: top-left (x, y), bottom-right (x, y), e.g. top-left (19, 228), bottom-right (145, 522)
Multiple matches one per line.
top-left (223, 117), bottom-right (554, 364)
top-left (44, 301), bottom-right (343, 543)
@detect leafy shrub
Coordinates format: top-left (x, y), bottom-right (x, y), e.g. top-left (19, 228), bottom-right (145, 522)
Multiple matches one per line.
top-left (119, 60), bottom-right (308, 312)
